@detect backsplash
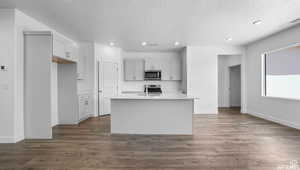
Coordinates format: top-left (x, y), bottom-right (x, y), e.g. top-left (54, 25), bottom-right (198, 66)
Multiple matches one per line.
top-left (121, 80), bottom-right (182, 94)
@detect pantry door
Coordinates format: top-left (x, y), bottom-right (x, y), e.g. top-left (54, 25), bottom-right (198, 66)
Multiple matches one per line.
top-left (98, 61), bottom-right (118, 116)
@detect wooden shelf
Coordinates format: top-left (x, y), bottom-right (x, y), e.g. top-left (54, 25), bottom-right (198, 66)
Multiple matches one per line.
top-left (52, 56), bottom-right (75, 64)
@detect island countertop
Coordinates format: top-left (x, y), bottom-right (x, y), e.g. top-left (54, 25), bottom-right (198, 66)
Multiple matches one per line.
top-left (111, 93), bottom-right (195, 100)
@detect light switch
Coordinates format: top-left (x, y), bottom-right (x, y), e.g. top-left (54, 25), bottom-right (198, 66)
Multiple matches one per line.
top-left (0, 65), bottom-right (7, 71)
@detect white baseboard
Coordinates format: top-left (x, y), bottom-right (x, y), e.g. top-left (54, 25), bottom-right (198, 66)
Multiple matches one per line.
top-left (78, 113), bottom-right (94, 123)
top-left (247, 110), bottom-right (300, 130)
top-left (194, 111), bottom-right (218, 114)
top-left (0, 136), bottom-right (15, 143)
top-left (14, 135), bottom-right (24, 143)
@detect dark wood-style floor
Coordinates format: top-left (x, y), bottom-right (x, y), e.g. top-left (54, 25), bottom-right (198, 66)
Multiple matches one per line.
top-left (1, 108), bottom-right (300, 170)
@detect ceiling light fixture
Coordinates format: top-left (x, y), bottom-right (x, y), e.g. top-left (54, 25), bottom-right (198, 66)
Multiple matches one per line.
top-left (109, 42), bottom-right (115, 46)
top-left (174, 41), bottom-right (180, 46)
top-left (142, 42), bottom-right (147, 46)
top-left (252, 19), bottom-right (262, 25)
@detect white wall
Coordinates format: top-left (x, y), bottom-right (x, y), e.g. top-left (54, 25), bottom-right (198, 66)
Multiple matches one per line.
top-left (218, 55), bottom-right (241, 107)
top-left (0, 9), bottom-right (78, 143)
top-left (246, 24), bottom-right (300, 129)
top-left (0, 9), bottom-right (15, 143)
top-left (186, 46), bottom-right (245, 114)
top-left (51, 63), bottom-right (58, 127)
top-left (122, 51), bottom-right (182, 93)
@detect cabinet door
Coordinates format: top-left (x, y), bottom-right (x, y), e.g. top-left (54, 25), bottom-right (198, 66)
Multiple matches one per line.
top-left (170, 57), bottom-right (182, 80)
top-left (161, 58), bottom-right (171, 80)
top-left (65, 44), bottom-right (78, 62)
top-left (134, 59), bottom-right (145, 80)
top-left (78, 95), bottom-right (85, 120)
top-left (53, 38), bottom-right (65, 58)
top-left (124, 59), bottom-right (144, 81)
top-left (77, 46), bottom-right (87, 80)
top-left (124, 60), bottom-right (136, 81)
top-left (84, 95), bottom-right (90, 115)
top-left (145, 58), bottom-right (161, 70)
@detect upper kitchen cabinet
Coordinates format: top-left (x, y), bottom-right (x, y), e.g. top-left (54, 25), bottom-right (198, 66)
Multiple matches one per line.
top-left (124, 59), bottom-right (144, 81)
top-left (53, 34), bottom-right (78, 62)
top-left (145, 58), bottom-right (162, 70)
top-left (53, 36), bottom-right (65, 58)
top-left (169, 57), bottom-right (182, 81)
top-left (77, 45), bottom-right (88, 80)
top-left (160, 57), bottom-right (182, 81)
top-left (65, 43), bottom-right (79, 62)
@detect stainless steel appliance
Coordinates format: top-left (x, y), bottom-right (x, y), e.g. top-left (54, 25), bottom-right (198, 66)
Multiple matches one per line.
top-left (144, 70), bottom-right (161, 81)
top-left (144, 85), bottom-right (162, 94)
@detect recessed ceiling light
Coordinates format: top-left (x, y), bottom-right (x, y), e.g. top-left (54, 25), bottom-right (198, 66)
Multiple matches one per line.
top-left (142, 42), bottom-right (147, 46)
top-left (174, 41), bottom-right (180, 46)
top-left (226, 38), bottom-right (232, 41)
top-left (252, 20), bottom-right (262, 25)
top-left (109, 42), bottom-right (115, 46)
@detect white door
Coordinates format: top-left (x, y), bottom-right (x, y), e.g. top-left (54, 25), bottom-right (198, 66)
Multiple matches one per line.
top-left (98, 61), bottom-right (118, 116)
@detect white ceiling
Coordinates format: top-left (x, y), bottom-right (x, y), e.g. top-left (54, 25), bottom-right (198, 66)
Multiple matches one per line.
top-left (1, 0), bottom-right (300, 51)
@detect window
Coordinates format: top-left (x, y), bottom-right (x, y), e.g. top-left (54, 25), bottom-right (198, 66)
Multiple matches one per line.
top-left (262, 44), bottom-right (300, 100)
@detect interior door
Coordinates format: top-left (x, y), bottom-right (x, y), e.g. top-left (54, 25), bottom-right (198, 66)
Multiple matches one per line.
top-left (98, 61), bottom-right (118, 116)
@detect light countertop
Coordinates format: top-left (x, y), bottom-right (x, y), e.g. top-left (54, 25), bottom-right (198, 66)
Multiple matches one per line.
top-left (111, 93), bottom-right (195, 100)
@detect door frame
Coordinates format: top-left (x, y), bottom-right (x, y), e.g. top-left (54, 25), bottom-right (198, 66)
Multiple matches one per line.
top-left (97, 60), bottom-right (119, 116)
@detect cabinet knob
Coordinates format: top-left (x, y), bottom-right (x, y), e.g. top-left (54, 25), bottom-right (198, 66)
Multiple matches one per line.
top-left (133, 76), bottom-right (136, 80)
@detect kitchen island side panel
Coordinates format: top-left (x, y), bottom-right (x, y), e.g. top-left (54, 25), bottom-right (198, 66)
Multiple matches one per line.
top-left (111, 99), bottom-right (193, 135)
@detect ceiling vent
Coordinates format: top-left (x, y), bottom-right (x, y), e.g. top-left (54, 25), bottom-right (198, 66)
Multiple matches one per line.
top-left (148, 43), bottom-right (159, 46)
top-left (290, 18), bottom-right (300, 24)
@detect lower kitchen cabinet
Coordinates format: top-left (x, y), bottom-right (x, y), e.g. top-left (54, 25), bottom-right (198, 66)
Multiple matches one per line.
top-left (78, 93), bottom-right (93, 122)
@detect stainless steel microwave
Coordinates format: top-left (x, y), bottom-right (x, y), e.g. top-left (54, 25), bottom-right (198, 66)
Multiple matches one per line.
top-left (144, 70), bottom-right (161, 81)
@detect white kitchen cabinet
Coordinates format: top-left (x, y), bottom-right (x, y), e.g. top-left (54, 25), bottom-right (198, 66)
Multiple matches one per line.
top-left (53, 34), bottom-right (78, 62)
top-left (169, 57), bottom-right (182, 80)
top-left (65, 43), bottom-right (79, 62)
top-left (78, 94), bottom-right (93, 121)
top-left (53, 37), bottom-right (65, 58)
top-left (77, 44), bottom-right (88, 80)
top-left (145, 58), bottom-right (162, 70)
top-left (124, 59), bottom-right (144, 81)
top-left (159, 57), bottom-right (182, 81)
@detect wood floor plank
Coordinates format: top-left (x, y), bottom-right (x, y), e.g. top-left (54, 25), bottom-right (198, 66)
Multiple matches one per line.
top-left (1, 108), bottom-right (300, 170)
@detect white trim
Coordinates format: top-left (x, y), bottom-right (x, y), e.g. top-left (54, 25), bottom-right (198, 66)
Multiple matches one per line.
top-left (78, 114), bottom-right (94, 122)
top-left (261, 96), bottom-right (300, 102)
top-left (0, 136), bottom-right (15, 143)
top-left (194, 110), bottom-right (218, 114)
top-left (247, 110), bottom-right (300, 130)
top-left (14, 135), bottom-right (24, 143)
top-left (263, 42), bottom-right (300, 54)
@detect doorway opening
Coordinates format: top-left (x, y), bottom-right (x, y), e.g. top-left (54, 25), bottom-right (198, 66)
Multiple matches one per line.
top-left (229, 65), bottom-right (241, 108)
top-left (218, 55), bottom-right (242, 113)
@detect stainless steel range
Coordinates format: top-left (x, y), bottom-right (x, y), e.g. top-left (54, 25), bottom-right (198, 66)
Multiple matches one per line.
top-left (144, 85), bottom-right (162, 95)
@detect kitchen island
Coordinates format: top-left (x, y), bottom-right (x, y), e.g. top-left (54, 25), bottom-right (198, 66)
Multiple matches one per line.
top-left (111, 94), bottom-right (194, 135)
